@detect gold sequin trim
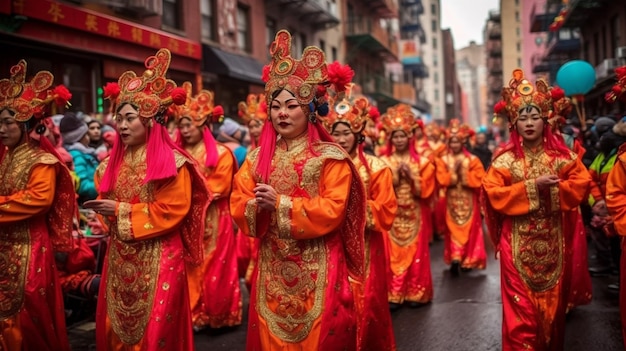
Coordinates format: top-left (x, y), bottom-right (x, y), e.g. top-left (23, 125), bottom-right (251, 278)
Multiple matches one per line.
top-left (524, 179), bottom-right (539, 212)
top-left (277, 195), bottom-right (293, 239)
top-left (117, 202), bottom-right (133, 241)
top-left (244, 199), bottom-right (257, 237)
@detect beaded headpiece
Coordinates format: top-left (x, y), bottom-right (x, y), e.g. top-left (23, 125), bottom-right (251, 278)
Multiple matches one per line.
top-left (605, 65), bottom-right (626, 103)
top-left (0, 60), bottom-right (72, 122)
top-left (264, 30), bottom-right (328, 107)
top-left (380, 103), bottom-right (415, 137)
top-left (321, 84), bottom-right (371, 134)
top-left (170, 81), bottom-right (214, 127)
top-left (103, 48), bottom-right (186, 122)
top-left (238, 94), bottom-right (267, 124)
top-left (446, 119), bottom-right (473, 142)
top-left (493, 69), bottom-right (552, 127)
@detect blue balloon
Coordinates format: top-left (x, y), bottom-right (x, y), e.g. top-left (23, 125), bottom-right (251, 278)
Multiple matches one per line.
top-left (555, 60), bottom-right (596, 96)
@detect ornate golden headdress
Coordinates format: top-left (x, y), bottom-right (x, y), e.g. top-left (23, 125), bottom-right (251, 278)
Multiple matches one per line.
top-left (170, 81), bottom-right (214, 127)
top-left (0, 60), bottom-right (72, 122)
top-left (493, 69), bottom-right (552, 127)
top-left (103, 48), bottom-right (186, 122)
top-left (380, 103), bottom-right (415, 137)
top-left (446, 119), bottom-right (473, 142)
top-left (238, 93), bottom-right (267, 124)
top-left (321, 84), bottom-right (371, 134)
top-left (263, 30), bottom-right (328, 107)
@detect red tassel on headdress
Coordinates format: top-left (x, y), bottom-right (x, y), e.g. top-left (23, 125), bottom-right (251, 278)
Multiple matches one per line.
top-left (327, 61), bottom-right (355, 93)
top-left (103, 82), bottom-right (121, 99)
top-left (550, 86), bottom-right (565, 101)
top-left (368, 106), bottom-right (380, 123)
top-left (171, 87), bottom-right (187, 105)
top-left (262, 65), bottom-right (271, 83)
top-left (493, 100), bottom-right (507, 114)
top-left (52, 85), bottom-right (72, 107)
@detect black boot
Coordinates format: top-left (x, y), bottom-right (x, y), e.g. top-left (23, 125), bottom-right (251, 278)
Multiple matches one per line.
top-left (450, 260), bottom-right (460, 277)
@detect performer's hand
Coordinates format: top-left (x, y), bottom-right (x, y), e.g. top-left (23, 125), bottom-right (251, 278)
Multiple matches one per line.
top-left (254, 183), bottom-right (277, 212)
top-left (535, 175), bottom-right (560, 188)
top-left (83, 199), bottom-right (117, 217)
top-left (592, 200), bottom-right (608, 216)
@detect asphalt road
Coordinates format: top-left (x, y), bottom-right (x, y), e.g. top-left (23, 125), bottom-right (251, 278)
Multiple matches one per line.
top-left (69, 238), bottom-right (623, 351)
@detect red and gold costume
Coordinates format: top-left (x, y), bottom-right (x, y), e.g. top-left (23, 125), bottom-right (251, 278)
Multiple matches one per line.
top-left (0, 60), bottom-right (74, 351)
top-left (236, 94), bottom-right (267, 288)
top-left (604, 65), bottom-right (626, 349)
top-left (172, 82), bottom-right (242, 328)
top-left (484, 69), bottom-right (591, 350)
top-left (441, 121), bottom-right (486, 269)
top-left (230, 30), bottom-right (366, 350)
top-left (379, 104), bottom-right (436, 304)
top-left (321, 86), bottom-right (398, 351)
top-left (96, 49), bottom-right (210, 350)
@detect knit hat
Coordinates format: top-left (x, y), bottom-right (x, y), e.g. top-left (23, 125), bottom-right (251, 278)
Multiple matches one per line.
top-left (60, 112), bottom-right (88, 144)
top-left (593, 117), bottom-right (616, 136)
top-left (219, 118), bottom-right (243, 136)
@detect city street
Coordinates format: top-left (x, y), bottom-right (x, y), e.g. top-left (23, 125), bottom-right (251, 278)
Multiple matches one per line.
top-left (69, 238), bottom-right (623, 351)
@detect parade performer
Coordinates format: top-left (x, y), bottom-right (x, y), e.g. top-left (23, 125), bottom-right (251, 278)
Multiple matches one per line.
top-left (604, 64), bottom-right (626, 350)
top-left (83, 48), bottom-right (210, 351)
top-left (321, 76), bottom-right (398, 351)
top-left (441, 120), bottom-right (486, 274)
top-left (236, 94), bottom-right (268, 288)
top-left (483, 69), bottom-right (590, 350)
top-left (230, 29), bottom-right (366, 350)
top-left (0, 59), bottom-right (74, 351)
top-left (172, 82), bottom-right (242, 329)
top-left (379, 104), bottom-right (436, 308)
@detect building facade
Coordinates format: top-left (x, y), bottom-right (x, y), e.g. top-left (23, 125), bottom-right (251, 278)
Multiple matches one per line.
top-left (500, 0), bottom-right (522, 84)
top-left (485, 10), bottom-right (503, 118)
top-left (419, 0), bottom-right (444, 122)
top-left (442, 28), bottom-right (461, 123)
top-left (456, 41), bottom-right (488, 128)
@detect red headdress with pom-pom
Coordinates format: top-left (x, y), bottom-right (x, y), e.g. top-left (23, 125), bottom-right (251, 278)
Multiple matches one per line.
top-left (103, 48), bottom-right (186, 120)
top-left (238, 94), bottom-right (267, 125)
top-left (211, 105), bottom-right (225, 123)
top-left (379, 103), bottom-right (415, 137)
top-left (0, 59), bottom-right (72, 122)
top-left (170, 81), bottom-right (214, 127)
top-left (605, 65), bottom-right (626, 104)
top-left (493, 68), bottom-right (552, 129)
top-left (264, 30), bottom-right (328, 107)
top-left (549, 86), bottom-right (571, 131)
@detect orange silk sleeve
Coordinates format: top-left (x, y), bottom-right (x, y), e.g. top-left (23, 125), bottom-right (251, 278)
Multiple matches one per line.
top-left (434, 157), bottom-right (451, 188)
top-left (461, 157), bottom-right (486, 189)
top-left (606, 155), bottom-right (626, 235)
top-left (277, 159), bottom-right (352, 240)
top-left (482, 165), bottom-right (536, 216)
top-left (0, 164), bottom-right (56, 222)
top-left (206, 148), bottom-right (235, 196)
top-left (367, 167), bottom-right (397, 232)
top-left (418, 160), bottom-right (436, 199)
top-left (115, 166), bottom-right (192, 241)
top-left (230, 159), bottom-right (270, 238)
top-left (556, 156), bottom-right (591, 211)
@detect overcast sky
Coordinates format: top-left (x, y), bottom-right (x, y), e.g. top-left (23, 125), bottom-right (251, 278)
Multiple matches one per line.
top-left (441, 0), bottom-right (500, 50)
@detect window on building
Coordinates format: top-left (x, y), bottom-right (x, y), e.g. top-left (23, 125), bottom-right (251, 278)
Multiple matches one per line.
top-left (434, 89), bottom-right (439, 101)
top-left (516, 42), bottom-right (521, 52)
top-left (331, 47), bottom-right (337, 61)
top-left (162, 0), bottom-right (181, 29)
top-left (431, 3), bottom-right (436, 14)
top-left (517, 58), bottom-right (522, 67)
top-left (200, 0), bottom-right (214, 40)
top-left (433, 54), bottom-right (438, 67)
top-left (515, 11), bottom-right (519, 21)
top-left (434, 72), bottom-right (439, 83)
top-left (516, 27), bottom-right (520, 37)
top-left (433, 37), bottom-right (437, 49)
top-left (319, 40), bottom-right (326, 55)
top-left (237, 5), bottom-right (250, 52)
top-left (432, 19), bottom-right (437, 32)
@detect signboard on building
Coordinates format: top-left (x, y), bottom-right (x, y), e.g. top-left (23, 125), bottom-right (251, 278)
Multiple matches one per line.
top-left (399, 39), bottom-right (422, 66)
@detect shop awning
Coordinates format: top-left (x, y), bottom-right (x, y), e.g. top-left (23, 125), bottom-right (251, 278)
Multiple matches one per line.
top-left (202, 45), bottom-right (264, 85)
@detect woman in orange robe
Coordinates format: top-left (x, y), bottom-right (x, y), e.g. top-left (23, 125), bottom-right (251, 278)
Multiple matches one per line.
top-left (483, 70), bottom-right (590, 350)
top-left (0, 60), bottom-right (74, 351)
top-left (83, 49), bottom-right (210, 351)
top-left (379, 104), bottom-right (436, 308)
top-left (172, 82), bottom-right (242, 329)
top-left (441, 120), bottom-right (486, 274)
top-left (322, 82), bottom-right (398, 351)
top-left (236, 94), bottom-right (267, 289)
top-left (230, 30), bottom-right (366, 350)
